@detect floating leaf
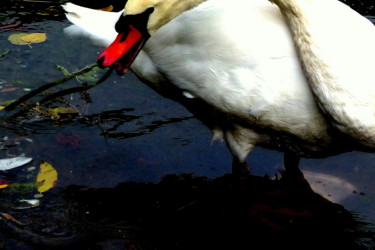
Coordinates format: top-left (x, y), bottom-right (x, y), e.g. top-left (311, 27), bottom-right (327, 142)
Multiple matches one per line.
top-left (8, 33), bottom-right (47, 45)
top-left (48, 106), bottom-right (78, 120)
top-left (56, 133), bottom-right (81, 149)
top-left (1, 213), bottom-right (24, 225)
top-left (0, 87), bottom-right (18, 93)
top-left (76, 66), bottom-right (102, 82)
top-left (20, 33), bottom-right (47, 44)
top-left (12, 80), bottom-right (24, 84)
top-left (0, 99), bottom-right (16, 106)
top-left (56, 64), bottom-right (71, 76)
top-left (0, 180), bottom-right (10, 189)
top-left (0, 50), bottom-right (10, 58)
top-left (0, 106), bottom-right (4, 110)
top-left (0, 156), bottom-right (32, 171)
top-left (98, 5), bottom-right (113, 11)
top-left (8, 33), bottom-right (29, 45)
top-left (57, 64), bottom-right (102, 82)
top-left (36, 161), bottom-right (58, 193)
top-left (8, 182), bottom-right (36, 194)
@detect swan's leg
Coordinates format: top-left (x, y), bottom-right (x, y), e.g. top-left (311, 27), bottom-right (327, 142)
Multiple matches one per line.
top-left (282, 152), bottom-right (311, 188)
top-left (283, 151), bottom-right (304, 182)
top-left (283, 151), bottom-right (300, 173)
top-left (232, 157), bottom-right (250, 177)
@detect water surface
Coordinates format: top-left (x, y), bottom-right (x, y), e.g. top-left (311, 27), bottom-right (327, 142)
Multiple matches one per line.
top-left (0, 1), bottom-right (375, 249)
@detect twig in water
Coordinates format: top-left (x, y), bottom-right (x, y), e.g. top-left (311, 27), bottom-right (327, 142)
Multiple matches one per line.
top-left (5, 67), bottom-right (114, 120)
top-left (4, 63), bottom-right (98, 111)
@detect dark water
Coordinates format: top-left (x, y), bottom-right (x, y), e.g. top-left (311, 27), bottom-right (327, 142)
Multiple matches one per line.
top-left (0, 0), bottom-right (375, 249)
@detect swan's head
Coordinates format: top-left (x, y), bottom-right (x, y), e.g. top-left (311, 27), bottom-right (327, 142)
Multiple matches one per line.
top-left (97, 0), bottom-right (205, 74)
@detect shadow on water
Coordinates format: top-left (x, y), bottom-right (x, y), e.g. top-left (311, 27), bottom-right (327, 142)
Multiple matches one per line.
top-left (0, 171), bottom-right (374, 250)
top-left (1, 0), bottom-right (375, 249)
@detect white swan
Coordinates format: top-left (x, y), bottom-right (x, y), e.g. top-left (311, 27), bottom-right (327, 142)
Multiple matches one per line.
top-left (62, 0), bottom-right (375, 175)
top-left (270, 0), bottom-right (375, 149)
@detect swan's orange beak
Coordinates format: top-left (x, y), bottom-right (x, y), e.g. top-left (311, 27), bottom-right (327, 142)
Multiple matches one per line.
top-left (97, 25), bottom-right (148, 75)
top-left (97, 8), bottom-right (153, 75)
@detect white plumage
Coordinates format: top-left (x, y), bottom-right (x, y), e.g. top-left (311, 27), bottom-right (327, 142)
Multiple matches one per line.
top-left (62, 0), bottom-right (375, 172)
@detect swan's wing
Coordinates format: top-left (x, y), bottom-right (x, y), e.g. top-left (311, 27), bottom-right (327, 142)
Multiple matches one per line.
top-left (271, 0), bottom-right (375, 147)
top-left (62, 2), bottom-right (123, 47)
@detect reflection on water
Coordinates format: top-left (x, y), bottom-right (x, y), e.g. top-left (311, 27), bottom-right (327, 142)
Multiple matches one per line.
top-left (0, 0), bottom-right (375, 249)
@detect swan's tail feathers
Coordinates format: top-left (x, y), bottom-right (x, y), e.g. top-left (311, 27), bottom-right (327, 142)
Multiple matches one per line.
top-left (62, 2), bottom-right (123, 47)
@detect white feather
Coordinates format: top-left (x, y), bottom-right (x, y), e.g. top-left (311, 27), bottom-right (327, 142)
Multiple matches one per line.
top-left (62, 3), bottom-right (122, 47)
top-left (62, 0), bottom-right (375, 163)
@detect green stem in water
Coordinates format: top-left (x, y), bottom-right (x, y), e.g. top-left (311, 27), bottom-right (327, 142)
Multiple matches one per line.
top-left (4, 63), bottom-right (98, 111)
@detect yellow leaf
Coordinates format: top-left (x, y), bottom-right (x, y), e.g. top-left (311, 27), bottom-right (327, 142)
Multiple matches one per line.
top-left (36, 161), bottom-right (58, 193)
top-left (48, 107), bottom-right (77, 116)
top-left (48, 106), bottom-right (78, 120)
top-left (20, 33), bottom-right (47, 44)
top-left (0, 106), bottom-right (4, 110)
top-left (8, 33), bottom-right (29, 45)
top-left (8, 33), bottom-right (47, 45)
top-left (0, 184), bottom-right (8, 189)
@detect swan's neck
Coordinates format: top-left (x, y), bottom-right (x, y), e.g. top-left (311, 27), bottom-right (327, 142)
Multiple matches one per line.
top-left (270, 1), bottom-right (329, 86)
top-left (270, 0), bottom-right (375, 148)
top-left (146, 0), bottom-right (208, 34)
top-left (270, 0), bottom-right (340, 110)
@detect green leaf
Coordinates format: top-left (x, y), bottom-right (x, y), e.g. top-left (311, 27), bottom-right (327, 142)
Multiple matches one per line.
top-left (48, 106), bottom-right (78, 120)
top-left (0, 50), bottom-right (10, 58)
top-left (8, 183), bottom-right (37, 194)
top-left (0, 99), bottom-right (16, 106)
top-left (76, 66), bottom-right (102, 82)
top-left (12, 80), bottom-right (24, 84)
top-left (56, 64), bottom-right (71, 76)
top-left (57, 64), bottom-right (103, 83)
